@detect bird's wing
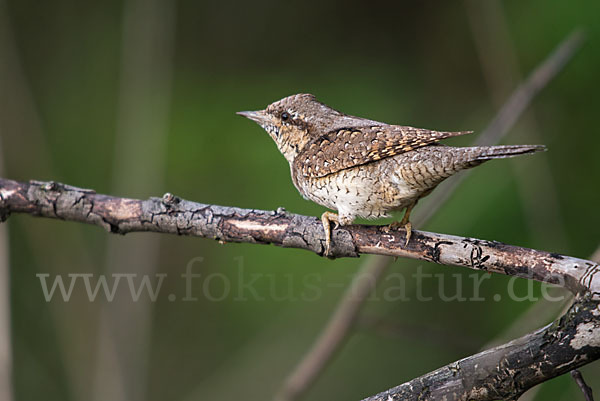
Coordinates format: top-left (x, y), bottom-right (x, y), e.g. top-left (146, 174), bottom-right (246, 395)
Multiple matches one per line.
top-left (296, 126), bottom-right (472, 178)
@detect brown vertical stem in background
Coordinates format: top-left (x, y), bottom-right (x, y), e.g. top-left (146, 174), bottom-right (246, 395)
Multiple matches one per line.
top-left (0, 2), bottom-right (97, 400)
top-left (0, 130), bottom-right (12, 401)
top-left (91, 1), bottom-right (176, 401)
top-left (273, 29), bottom-right (584, 401)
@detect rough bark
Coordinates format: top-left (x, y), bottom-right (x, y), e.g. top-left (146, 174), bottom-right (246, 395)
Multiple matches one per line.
top-left (362, 295), bottom-right (600, 400)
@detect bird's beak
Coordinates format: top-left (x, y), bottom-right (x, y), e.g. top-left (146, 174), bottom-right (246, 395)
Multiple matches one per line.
top-left (237, 110), bottom-right (269, 125)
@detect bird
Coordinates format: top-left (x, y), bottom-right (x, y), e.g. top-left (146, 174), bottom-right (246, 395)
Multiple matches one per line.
top-left (237, 93), bottom-right (545, 256)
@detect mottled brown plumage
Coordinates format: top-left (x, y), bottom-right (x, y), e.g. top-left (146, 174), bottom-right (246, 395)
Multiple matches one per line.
top-left (238, 93), bottom-right (545, 256)
top-left (297, 126), bottom-right (472, 178)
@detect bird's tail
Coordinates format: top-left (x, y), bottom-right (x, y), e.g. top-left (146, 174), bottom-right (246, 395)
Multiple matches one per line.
top-left (390, 144), bottom-right (546, 191)
top-left (445, 145), bottom-right (545, 170)
top-left (471, 144), bottom-right (546, 161)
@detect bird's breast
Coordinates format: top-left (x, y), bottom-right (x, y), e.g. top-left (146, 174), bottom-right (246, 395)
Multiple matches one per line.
top-left (290, 159), bottom-right (421, 219)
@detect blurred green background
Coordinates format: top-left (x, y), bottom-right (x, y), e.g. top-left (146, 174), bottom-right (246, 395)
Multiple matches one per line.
top-left (0, 0), bottom-right (599, 400)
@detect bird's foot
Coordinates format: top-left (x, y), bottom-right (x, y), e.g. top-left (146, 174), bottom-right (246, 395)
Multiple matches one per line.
top-left (321, 211), bottom-right (340, 257)
top-left (383, 220), bottom-right (403, 233)
top-left (403, 221), bottom-right (412, 247)
top-left (383, 221), bottom-right (412, 246)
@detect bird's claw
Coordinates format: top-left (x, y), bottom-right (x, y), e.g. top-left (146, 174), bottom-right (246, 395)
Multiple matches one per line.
top-left (404, 221), bottom-right (412, 247)
top-left (383, 221), bottom-right (412, 247)
top-left (383, 221), bottom-right (402, 233)
top-left (321, 211), bottom-right (340, 258)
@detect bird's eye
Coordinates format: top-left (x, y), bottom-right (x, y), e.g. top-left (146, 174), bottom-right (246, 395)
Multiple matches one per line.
top-left (281, 112), bottom-right (290, 121)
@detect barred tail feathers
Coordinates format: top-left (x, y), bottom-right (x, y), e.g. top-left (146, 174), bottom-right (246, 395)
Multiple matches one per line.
top-left (443, 144), bottom-right (546, 174)
top-left (472, 144), bottom-right (546, 161)
top-left (388, 144), bottom-right (546, 192)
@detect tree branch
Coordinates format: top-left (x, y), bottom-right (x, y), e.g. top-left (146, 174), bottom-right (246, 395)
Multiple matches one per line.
top-left (1, 177), bottom-right (599, 295)
top-left (571, 369), bottom-right (595, 401)
top-left (0, 177), bottom-right (597, 294)
top-left (362, 296), bottom-right (599, 401)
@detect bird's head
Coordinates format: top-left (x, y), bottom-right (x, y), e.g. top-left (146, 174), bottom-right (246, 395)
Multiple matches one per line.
top-left (237, 93), bottom-right (342, 163)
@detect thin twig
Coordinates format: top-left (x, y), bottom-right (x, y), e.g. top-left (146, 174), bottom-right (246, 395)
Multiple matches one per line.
top-left (415, 29), bottom-right (584, 225)
top-left (464, 0), bottom-right (571, 250)
top-left (272, 29), bottom-right (585, 401)
top-left (474, 29), bottom-right (584, 147)
top-left (274, 255), bottom-right (390, 401)
top-left (571, 370), bottom-right (594, 401)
